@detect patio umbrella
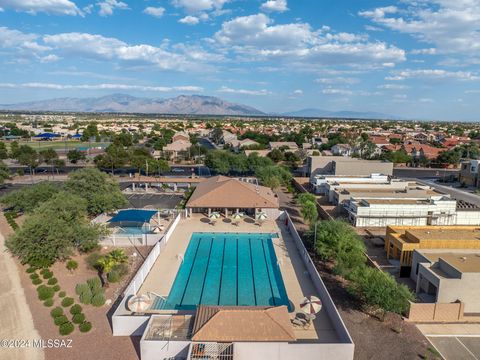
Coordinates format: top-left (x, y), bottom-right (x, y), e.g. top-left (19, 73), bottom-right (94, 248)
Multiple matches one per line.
top-left (300, 296), bottom-right (322, 316)
top-left (232, 212), bottom-right (243, 225)
top-left (256, 212), bottom-right (268, 221)
top-left (128, 294), bottom-right (152, 312)
top-left (209, 212), bottom-right (221, 220)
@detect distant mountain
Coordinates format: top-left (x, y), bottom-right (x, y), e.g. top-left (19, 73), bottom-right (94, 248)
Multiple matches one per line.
top-left (0, 94), bottom-right (265, 116)
top-left (282, 108), bottom-right (399, 120)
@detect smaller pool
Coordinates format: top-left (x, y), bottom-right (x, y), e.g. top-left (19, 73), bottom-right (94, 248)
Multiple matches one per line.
top-left (115, 226), bottom-right (154, 235)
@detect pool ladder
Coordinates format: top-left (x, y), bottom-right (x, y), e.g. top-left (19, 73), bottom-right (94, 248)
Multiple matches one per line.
top-left (176, 254), bottom-right (184, 263)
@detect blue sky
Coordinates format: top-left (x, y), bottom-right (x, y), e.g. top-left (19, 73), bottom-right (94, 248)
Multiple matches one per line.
top-left (0, 0), bottom-right (479, 121)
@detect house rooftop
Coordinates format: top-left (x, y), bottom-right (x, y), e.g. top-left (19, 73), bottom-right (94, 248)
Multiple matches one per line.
top-left (423, 252), bottom-right (480, 273)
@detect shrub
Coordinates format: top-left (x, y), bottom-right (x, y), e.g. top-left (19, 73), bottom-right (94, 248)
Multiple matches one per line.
top-left (348, 266), bottom-right (414, 314)
top-left (107, 271), bottom-right (121, 283)
top-left (50, 307), bottom-right (63, 318)
top-left (32, 278), bottom-right (42, 285)
top-left (72, 313), bottom-right (86, 324)
top-left (87, 277), bottom-right (102, 291)
top-left (59, 322), bottom-right (74, 336)
top-left (58, 291), bottom-right (66, 298)
top-left (79, 321), bottom-right (92, 333)
top-left (43, 299), bottom-right (54, 307)
top-left (42, 271), bottom-right (53, 280)
top-left (40, 268), bottom-right (48, 275)
top-left (111, 263), bottom-right (129, 277)
top-left (54, 315), bottom-right (69, 326)
top-left (30, 273), bottom-right (39, 280)
top-left (61, 297), bottom-right (74, 307)
top-left (52, 284), bottom-right (60, 292)
top-left (91, 293), bottom-right (106, 307)
top-left (66, 260), bottom-right (78, 272)
top-left (75, 283), bottom-right (89, 296)
top-left (79, 291), bottom-right (92, 305)
top-left (47, 277), bottom-right (58, 285)
top-left (37, 285), bottom-right (55, 300)
top-left (70, 304), bottom-right (82, 315)
top-left (26, 266), bottom-right (37, 273)
top-left (85, 252), bottom-right (102, 270)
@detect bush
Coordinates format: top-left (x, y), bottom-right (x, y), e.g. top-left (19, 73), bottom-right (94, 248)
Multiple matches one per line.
top-left (91, 293), bottom-right (106, 307)
top-left (61, 297), bottom-right (74, 307)
top-left (85, 252), bottom-right (102, 270)
top-left (50, 307), bottom-right (63, 318)
top-left (72, 313), bottom-right (86, 324)
top-left (42, 271), bottom-right (53, 280)
top-left (30, 273), bottom-right (39, 280)
top-left (47, 277), bottom-right (58, 285)
top-left (52, 284), bottom-right (60, 292)
top-left (111, 263), bottom-right (129, 277)
top-left (27, 267), bottom-right (37, 274)
top-left (54, 315), bottom-right (69, 326)
top-left (70, 304), bottom-right (82, 315)
top-left (37, 285), bottom-right (55, 301)
top-left (66, 260), bottom-right (78, 272)
top-left (32, 278), bottom-right (42, 285)
top-left (75, 283), bottom-right (89, 296)
top-left (43, 298), bottom-right (54, 307)
top-left (107, 271), bottom-right (121, 283)
top-left (87, 277), bottom-right (102, 291)
top-left (59, 322), bottom-right (74, 336)
top-left (79, 291), bottom-right (92, 305)
top-left (58, 291), bottom-right (66, 298)
top-left (79, 321), bottom-right (92, 333)
top-left (348, 266), bottom-right (414, 314)
top-left (40, 268), bottom-right (48, 275)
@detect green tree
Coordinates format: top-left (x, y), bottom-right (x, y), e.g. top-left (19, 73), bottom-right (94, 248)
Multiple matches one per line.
top-left (9, 141), bottom-right (19, 158)
top-left (300, 201), bottom-right (318, 225)
top-left (0, 142), bottom-right (8, 159)
top-left (0, 161), bottom-right (10, 184)
top-left (64, 168), bottom-right (127, 216)
top-left (0, 182), bottom-right (60, 212)
top-left (267, 148), bottom-right (284, 163)
top-left (81, 122), bottom-right (99, 142)
top-left (67, 149), bottom-right (86, 164)
top-left (437, 149), bottom-right (462, 165)
top-left (382, 150), bottom-right (412, 164)
top-left (6, 192), bottom-right (102, 267)
top-left (255, 165), bottom-right (292, 190)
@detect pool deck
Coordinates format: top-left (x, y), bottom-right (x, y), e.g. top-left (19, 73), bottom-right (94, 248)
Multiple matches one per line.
top-left (138, 214), bottom-right (339, 343)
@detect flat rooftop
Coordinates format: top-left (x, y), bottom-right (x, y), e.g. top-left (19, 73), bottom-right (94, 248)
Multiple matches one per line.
top-left (423, 252), bottom-right (480, 273)
top-left (136, 214), bottom-right (340, 343)
top-left (406, 229), bottom-right (480, 243)
top-left (361, 199), bottom-right (431, 206)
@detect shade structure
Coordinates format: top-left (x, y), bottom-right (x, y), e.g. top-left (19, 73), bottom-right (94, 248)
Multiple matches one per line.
top-left (128, 294), bottom-right (152, 312)
top-left (256, 212), bottom-right (268, 221)
top-left (108, 209), bottom-right (157, 224)
top-left (33, 132), bottom-right (61, 139)
top-left (232, 212), bottom-right (243, 220)
top-left (300, 296), bottom-right (322, 315)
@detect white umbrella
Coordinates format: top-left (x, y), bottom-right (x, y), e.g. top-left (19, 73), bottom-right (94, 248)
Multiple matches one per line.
top-left (209, 212), bottom-right (221, 219)
top-left (256, 212), bottom-right (268, 221)
top-left (128, 294), bottom-right (152, 312)
top-left (232, 212), bottom-right (243, 220)
top-left (300, 296), bottom-right (322, 316)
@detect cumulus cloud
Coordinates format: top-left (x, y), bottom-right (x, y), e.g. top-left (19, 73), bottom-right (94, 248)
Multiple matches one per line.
top-left (0, 82), bottom-right (203, 92)
top-left (292, 89), bottom-right (303, 95)
top-left (179, 16), bottom-right (200, 25)
top-left (322, 88), bottom-right (353, 95)
top-left (97, 0), bottom-right (128, 17)
top-left (360, 1), bottom-right (480, 57)
top-left (0, 0), bottom-right (82, 15)
top-left (386, 69), bottom-right (480, 81)
top-left (143, 6), bottom-right (165, 18)
top-left (260, 0), bottom-right (288, 13)
top-left (218, 86), bottom-right (271, 95)
top-left (213, 13), bottom-right (405, 67)
top-left (172, 0), bottom-right (228, 14)
top-left (315, 77), bottom-right (359, 85)
top-left (378, 84), bottom-right (409, 90)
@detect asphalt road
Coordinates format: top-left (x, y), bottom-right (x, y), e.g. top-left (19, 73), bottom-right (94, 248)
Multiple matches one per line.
top-left (418, 179), bottom-right (480, 207)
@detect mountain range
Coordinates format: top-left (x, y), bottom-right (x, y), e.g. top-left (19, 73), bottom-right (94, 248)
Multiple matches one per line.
top-left (0, 94), bottom-right (398, 119)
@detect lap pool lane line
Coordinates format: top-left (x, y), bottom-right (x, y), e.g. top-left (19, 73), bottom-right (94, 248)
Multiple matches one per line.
top-left (199, 236), bottom-right (225, 306)
top-left (250, 236), bottom-right (273, 306)
top-left (219, 237), bottom-right (237, 306)
top-left (237, 235), bottom-right (256, 306)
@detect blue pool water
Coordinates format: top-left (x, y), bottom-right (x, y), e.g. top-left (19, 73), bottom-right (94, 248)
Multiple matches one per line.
top-left (116, 226), bottom-right (154, 235)
top-left (161, 232), bottom-right (290, 310)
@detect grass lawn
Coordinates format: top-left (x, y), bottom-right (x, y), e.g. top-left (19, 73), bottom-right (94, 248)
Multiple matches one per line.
top-left (8, 141), bottom-right (110, 151)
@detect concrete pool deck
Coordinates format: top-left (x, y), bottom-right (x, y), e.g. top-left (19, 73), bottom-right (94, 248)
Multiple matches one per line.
top-left (137, 214), bottom-right (339, 343)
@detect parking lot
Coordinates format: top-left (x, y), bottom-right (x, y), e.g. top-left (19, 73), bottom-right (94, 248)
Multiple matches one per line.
top-left (124, 193), bottom-right (183, 209)
top-left (428, 336), bottom-right (480, 360)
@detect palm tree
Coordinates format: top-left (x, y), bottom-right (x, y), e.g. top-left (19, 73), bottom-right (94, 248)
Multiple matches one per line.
top-left (96, 256), bottom-right (116, 287)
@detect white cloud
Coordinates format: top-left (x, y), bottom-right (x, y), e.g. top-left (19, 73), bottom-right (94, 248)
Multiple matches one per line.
top-left (322, 88), bottom-right (353, 95)
top-left (218, 86), bottom-right (270, 96)
top-left (411, 48), bottom-right (437, 55)
top-left (213, 14), bottom-right (405, 67)
top-left (179, 16), bottom-right (200, 25)
top-left (360, 1), bottom-right (480, 57)
top-left (0, 27), bottom-right (50, 57)
top-left (260, 0), bottom-right (288, 13)
top-left (0, 0), bottom-right (82, 15)
top-left (0, 82), bottom-right (203, 92)
top-left (143, 6), bottom-right (165, 18)
top-left (172, 0), bottom-right (228, 14)
top-left (386, 69), bottom-right (480, 81)
top-left (97, 0), bottom-right (128, 17)
top-left (315, 77), bottom-right (359, 85)
top-left (419, 98), bottom-right (434, 103)
top-left (378, 84), bottom-right (409, 90)
top-left (43, 32), bottom-right (214, 71)
top-left (40, 54), bottom-right (60, 63)
top-left (292, 89), bottom-right (303, 95)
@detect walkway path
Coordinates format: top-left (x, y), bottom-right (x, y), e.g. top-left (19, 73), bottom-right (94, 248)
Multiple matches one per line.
top-left (0, 227), bottom-right (44, 360)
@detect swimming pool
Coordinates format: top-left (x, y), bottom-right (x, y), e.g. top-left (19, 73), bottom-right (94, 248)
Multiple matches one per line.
top-left (115, 226), bottom-right (154, 235)
top-left (161, 232), bottom-right (290, 310)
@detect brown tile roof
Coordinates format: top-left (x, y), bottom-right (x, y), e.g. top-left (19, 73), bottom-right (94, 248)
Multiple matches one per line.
top-left (192, 306), bottom-right (296, 342)
top-left (186, 176), bottom-right (279, 209)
